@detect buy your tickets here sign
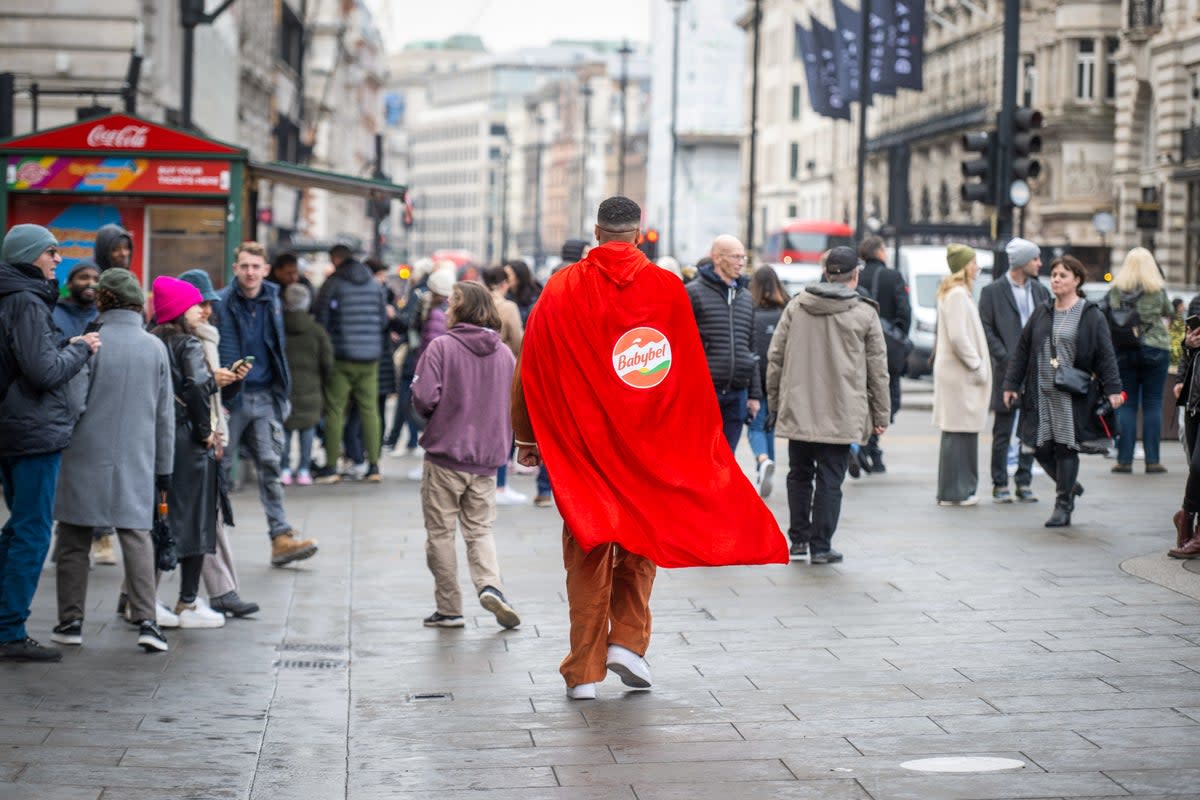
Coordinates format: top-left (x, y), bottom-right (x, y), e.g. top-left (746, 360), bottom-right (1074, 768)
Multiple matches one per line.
top-left (7, 156), bottom-right (231, 195)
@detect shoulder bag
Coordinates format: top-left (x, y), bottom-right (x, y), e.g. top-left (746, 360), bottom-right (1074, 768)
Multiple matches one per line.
top-left (1049, 327), bottom-right (1092, 397)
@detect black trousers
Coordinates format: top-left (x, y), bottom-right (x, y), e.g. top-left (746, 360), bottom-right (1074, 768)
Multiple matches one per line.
top-left (1183, 414), bottom-right (1200, 513)
top-left (1034, 442), bottom-right (1080, 511)
top-left (786, 440), bottom-right (850, 554)
top-left (863, 375), bottom-right (902, 463)
top-left (991, 408), bottom-right (1034, 488)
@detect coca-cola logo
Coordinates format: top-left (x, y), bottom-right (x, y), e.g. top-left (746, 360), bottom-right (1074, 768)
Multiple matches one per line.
top-left (86, 124), bottom-right (150, 149)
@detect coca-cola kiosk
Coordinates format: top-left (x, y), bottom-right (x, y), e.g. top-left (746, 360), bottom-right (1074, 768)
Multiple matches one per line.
top-left (0, 113), bottom-right (246, 288)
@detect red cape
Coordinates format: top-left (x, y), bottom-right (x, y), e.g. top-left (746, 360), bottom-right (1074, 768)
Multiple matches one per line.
top-left (520, 242), bottom-right (787, 568)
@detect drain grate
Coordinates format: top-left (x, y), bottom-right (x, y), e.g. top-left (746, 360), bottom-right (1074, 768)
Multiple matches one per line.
top-left (277, 642), bottom-right (345, 654)
top-left (407, 692), bottom-right (452, 702)
top-left (274, 659), bottom-right (346, 670)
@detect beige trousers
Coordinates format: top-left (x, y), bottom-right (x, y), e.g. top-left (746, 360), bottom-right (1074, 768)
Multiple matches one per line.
top-left (202, 517), bottom-right (238, 599)
top-left (421, 460), bottom-right (503, 616)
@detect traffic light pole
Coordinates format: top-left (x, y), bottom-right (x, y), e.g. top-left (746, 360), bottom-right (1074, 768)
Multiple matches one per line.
top-left (993, 0), bottom-right (1021, 274)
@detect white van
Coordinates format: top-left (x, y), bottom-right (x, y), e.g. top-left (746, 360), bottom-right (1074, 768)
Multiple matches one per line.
top-left (889, 245), bottom-right (994, 378)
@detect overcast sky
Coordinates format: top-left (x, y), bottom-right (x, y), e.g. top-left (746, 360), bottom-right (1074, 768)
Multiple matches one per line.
top-left (366, 0), bottom-right (651, 52)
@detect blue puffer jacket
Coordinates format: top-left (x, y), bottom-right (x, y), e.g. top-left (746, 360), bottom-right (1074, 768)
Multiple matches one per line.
top-left (314, 259), bottom-right (386, 362)
top-left (217, 280), bottom-right (291, 416)
top-left (0, 261), bottom-right (91, 457)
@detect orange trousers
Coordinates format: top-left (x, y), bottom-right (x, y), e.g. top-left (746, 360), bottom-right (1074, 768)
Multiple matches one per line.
top-left (560, 526), bottom-right (657, 687)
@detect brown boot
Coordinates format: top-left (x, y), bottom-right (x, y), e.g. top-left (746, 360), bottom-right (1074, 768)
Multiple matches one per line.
top-left (1174, 510), bottom-right (1195, 549)
top-left (1169, 533), bottom-right (1200, 559)
top-left (270, 530), bottom-right (319, 567)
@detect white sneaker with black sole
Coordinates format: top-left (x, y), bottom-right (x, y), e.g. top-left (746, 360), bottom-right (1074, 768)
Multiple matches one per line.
top-left (479, 587), bottom-right (521, 629)
top-left (605, 644), bottom-right (652, 689)
top-left (137, 621), bottom-right (168, 652)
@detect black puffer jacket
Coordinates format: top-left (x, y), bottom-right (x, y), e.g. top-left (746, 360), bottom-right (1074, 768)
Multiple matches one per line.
top-left (314, 259), bottom-right (386, 362)
top-left (0, 261), bottom-right (92, 457)
top-left (686, 266), bottom-right (760, 398)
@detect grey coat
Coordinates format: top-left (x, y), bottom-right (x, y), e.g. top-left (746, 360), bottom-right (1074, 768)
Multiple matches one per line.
top-left (54, 310), bottom-right (175, 530)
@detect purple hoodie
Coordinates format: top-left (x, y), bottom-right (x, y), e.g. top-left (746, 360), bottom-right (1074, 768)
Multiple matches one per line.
top-left (411, 323), bottom-right (516, 476)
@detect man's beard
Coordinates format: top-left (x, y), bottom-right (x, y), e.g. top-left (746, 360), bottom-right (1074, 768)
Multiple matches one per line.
top-left (70, 286), bottom-right (97, 305)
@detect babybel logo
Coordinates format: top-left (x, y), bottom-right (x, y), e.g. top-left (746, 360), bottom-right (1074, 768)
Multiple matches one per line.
top-left (612, 327), bottom-right (672, 389)
top-left (86, 124), bottom-right (150, 149)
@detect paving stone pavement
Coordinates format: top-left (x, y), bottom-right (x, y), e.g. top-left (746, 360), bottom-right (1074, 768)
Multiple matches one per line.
top-left (2, 397), bottom-right (1199, 800)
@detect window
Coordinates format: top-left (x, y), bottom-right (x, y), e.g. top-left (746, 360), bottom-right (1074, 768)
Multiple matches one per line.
top-left (789, 142), bottom-right (800, 179)
top-left (1022, 55), bottom-right (1036, 107)
top-left (279, 4), bottom-right (304, 74)
top-left (787, 204), bottom-right (797, 218)
top-left (1075, 39), bottom-right (1096, 102)
top-left (1105, 37), bottom-right (1119, 101)
top-left (791, 84), bottom-right (802, 120)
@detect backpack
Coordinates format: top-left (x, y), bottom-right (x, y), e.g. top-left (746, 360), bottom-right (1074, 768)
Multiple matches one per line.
top-left (1107, 289), bottom-right (1144, 350)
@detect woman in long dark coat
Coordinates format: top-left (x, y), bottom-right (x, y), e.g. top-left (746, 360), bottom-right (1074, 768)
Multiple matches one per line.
top-left (1002, 256), bottom-right (1124, 528)
top-left (150, 276), bottom-right (225, 628)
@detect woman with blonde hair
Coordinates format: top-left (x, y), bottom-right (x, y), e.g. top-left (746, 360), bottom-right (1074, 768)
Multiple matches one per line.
top-left (1109, 247), bottom-right (1174, 473)
top-left (932, 244), bottom-right (992, 506)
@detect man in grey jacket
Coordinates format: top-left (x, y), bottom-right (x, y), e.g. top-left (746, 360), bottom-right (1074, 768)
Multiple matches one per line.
top-left (766, 246), bottom-right (890, 564)
top-left (51, 269), bottom-right (174, 652)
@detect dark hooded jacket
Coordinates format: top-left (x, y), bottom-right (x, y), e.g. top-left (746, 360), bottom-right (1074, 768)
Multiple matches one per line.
top-left (0, 260), bottom-right (92, 456)
top-left (93, 224), bottom-right (134, 272)
top-left (313, 258), bottom-right (386, 362)
top-left (685, 265), bottom-right (761, 398)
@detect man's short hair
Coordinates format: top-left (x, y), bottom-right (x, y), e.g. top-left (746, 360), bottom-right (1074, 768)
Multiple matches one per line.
top-left (235, 241), bottom-right (267, 261)
top-left (272, 251), bottom-right (299, 270)
top-left (597, 196), bottom-right (641, 230)
top-left (858, 236), bottom-right (885, 262)
top-left (329, 244), bottom-right (354, 262)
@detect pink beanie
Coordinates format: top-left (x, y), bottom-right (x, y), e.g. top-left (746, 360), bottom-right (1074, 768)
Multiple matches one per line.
top-left (152, 275), bottom-right (203, 323)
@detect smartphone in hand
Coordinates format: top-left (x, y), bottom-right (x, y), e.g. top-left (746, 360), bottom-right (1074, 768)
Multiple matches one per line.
top-left (228, 356), bottom-right (256, 372)
top-left (1187, 315), bottom-right (1200, 331)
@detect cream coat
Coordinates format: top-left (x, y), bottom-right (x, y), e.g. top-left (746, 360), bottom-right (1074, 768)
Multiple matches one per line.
top-left (932, 284), bottom-right (992, 432)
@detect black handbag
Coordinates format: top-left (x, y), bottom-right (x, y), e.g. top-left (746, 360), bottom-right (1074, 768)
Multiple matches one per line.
top-left (870, 268), bottom-right (913, 377)
top-left (152, 489), bottom-right (178, 572)
top-left (1049, 334), bottom-right (1091, 396)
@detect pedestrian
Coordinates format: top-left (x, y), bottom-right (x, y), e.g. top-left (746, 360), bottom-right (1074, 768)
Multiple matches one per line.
top-left (51, 261), bottom-right (100, 339)
top-left (748, 265), bottom-right (788, 498)
top-left (483, 265), bottom-right (527, 506)
top-left (51, 268), bottom-right (174, 652)
top-left (767, 246), bottom-right (891, 563)
top-left (312, 245), bottom-right (387, 484)
top-left (386, 257), bottom-right (434, 458)
top-left (411, 281), bottom-right (522, 630)
top-left (513, 196), bottom-right (786, 700)
top-left (149, 277), bottom-right (227, 628)
top-left (178, 269), bottom-right (259, 618)
top-left (686, 234), bottom-right (761, 452)
top-left (216, 241), bottom-right (318, 566)
top-left (1003, 256), bottom-right (1124, 527)
top-left (93, 223), bottom-right (133, 272)
top-left (280, 283), bottom-right (333, 487)
top-left (268, 250), bottom-right (315, 299)
top-left (503, 259), bottom-right (540, 325)
top-left (0, 223), bottom-right (99, 662)
top-left (1108, 247), bottom-right (1175, 474)
top-left (933, 245), bottom-right (992, 507)
top-left (857, 235), bottom-right (911, 474)
top-left (979, 237), bottom-right (1051, 503)
top-left (1170, 295), bottom-right (1200, 558)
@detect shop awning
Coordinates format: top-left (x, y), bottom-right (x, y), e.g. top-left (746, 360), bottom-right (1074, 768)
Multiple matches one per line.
top-left (248, 160), bottom-right (406, 199)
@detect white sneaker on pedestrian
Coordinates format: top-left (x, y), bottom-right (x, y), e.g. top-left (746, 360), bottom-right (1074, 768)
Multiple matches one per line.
top-left (606, 644), bottom-right (652, 689)
top-left (388, 445), bottom-right (406, 459)
top-left (156, 601), bottom-right (180, 629)
top-left (407, 466), bottom-right (424, 481)
top-left (755, 459), bottom-right (775, 499)
top-left (495, 487), bottom-right (528, 506)
top-left (566, 682), bottom-right (597, 700)
top-left (174, 600), bottom-right (225, 629)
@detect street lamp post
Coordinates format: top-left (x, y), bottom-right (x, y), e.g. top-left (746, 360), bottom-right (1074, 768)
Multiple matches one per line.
top-left (579, 82), bottom-right (593, 235)
top-left (669, 0), bottom-right (686, 260)
top-left (532, 112), bottom-right (545, 269)
top-left (617, 40), bottom-right (633, 196)
top-left (745, 0), bottom-right (761, 258)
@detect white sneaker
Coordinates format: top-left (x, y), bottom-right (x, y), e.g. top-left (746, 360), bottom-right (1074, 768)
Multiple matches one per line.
top-left (605, 644), bottom-right (652, 689)
top-left (756, 459), bottom-right (775, 499)
top-left (566, 682), bottom-right (597, 700)
top-left (495, 487), bottom-right (528, 506)
top-left (156, 601), bottom-right (181, 629)
top-left (174, 600), bottom-right (226, 629)
top-left (406, 466), bottom-right (424, 481)
top-left (406, 445), bottom-right (424, 458)
top-left (388, 445), bottom-right (407, 459)
top-left (344, 462), bottom-right (368, 481)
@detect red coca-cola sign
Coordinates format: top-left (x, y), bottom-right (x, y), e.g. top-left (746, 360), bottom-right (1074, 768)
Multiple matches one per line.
top-left (86, 124), bottom-right (150, 149)
top-left (0, 113), bottom-right (241, 155)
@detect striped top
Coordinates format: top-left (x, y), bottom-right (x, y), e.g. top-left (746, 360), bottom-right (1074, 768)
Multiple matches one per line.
top-left (1036, 300), bottom-right (1086, 449)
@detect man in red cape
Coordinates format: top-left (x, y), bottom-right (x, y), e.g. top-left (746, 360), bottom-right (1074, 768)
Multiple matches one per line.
top-left (512, 197), bottom-right (786, 700)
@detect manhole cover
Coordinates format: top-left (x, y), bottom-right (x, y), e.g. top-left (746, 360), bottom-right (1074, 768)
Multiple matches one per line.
top-left (274, 659), bottom-right (346, 670)
top-left (901, 757), bottom-right (1026, 773)
top-left (278, 643), bottom-right (345, 654)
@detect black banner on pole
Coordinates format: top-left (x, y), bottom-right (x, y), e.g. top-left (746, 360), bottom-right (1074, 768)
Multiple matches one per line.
top-left (795, 22), bottom-right (849, 120)
top-left (811, 17), bottom-right (852, 120)
top-left (866, 0), bottom-right (897, 96)
top-left (832, 0), bottom-right (862, 103)
top-left (893, 0), bottom-right (925, 91)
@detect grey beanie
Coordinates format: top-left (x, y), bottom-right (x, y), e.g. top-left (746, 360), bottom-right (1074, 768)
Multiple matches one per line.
top-left (1005, 237), bottom-right (1040, 269)
top-left (283, 283), bottom-right (311, 312)
top-left (2, 224), bottom-right (58, 266)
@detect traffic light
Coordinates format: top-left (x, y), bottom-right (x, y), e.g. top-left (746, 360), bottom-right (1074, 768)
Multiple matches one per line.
top-left (1011, 107), bottom-right (1043, 181)
top-left (960, 130), bottom-right (996, 206)
top-left (638, 228), bottom-right (659, 261)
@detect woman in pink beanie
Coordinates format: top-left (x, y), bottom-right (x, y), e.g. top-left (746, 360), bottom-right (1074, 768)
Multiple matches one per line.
top-left (148, 275), bottom-right (226, 628)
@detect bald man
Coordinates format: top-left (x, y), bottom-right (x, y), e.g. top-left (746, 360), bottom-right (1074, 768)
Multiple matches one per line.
top-left (685, 235), bottom-right (762, 456)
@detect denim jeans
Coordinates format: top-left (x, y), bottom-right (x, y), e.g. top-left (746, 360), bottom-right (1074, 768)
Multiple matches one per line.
top-left (224, 390), bottom-right (291, 538)
top-left (536, 465), bottom-right (552, 498)
top-left (746, 397), bottom-right (775, 462)
top-left (281, 426), bottom-right (316, 475)
top-left (991, 408), bottom-right (1033, 488)
top-left (715, 387), bottom-right (748, 453)
top-left (0, 452), bottom-right (62, 642)
top-left (1116, 344), bottom-right (1171, 465)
